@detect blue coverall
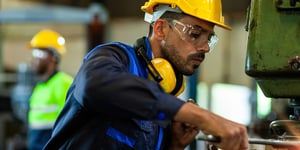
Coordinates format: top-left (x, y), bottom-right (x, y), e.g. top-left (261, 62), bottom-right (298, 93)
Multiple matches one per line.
top-left (43, 38), bottom-right (185, 150)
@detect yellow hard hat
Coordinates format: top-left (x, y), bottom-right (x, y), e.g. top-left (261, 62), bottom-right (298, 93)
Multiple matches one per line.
top-left (141, 0), bottom-right (231, 30)
top-left (29, 29), bottom-right (66, 56)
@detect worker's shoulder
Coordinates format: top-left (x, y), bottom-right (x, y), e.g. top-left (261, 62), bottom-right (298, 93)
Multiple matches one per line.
top-left (92, 42), bottom-right (133, 53)
top-left (84, 42), bottom-right (133, 62)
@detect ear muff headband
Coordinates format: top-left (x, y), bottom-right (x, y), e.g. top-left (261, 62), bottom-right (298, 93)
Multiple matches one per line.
top-left (135, 44), bottom-right (163, 82)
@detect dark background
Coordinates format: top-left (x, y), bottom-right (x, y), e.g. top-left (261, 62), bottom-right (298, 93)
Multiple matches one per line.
top-left (23, 0), bottom-right (251, 18)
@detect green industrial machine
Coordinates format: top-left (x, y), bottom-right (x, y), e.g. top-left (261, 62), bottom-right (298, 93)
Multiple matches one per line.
top-left (245, 0), bottom-right (300, 148)
top-left (196, 0), bottom-right (300, 148)
top-left (246, 0), bottom-right (300, 98)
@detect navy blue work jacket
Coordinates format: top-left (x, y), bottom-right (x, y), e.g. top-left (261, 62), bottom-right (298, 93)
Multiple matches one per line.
top-left (43, 38), bottom-right (185, 150)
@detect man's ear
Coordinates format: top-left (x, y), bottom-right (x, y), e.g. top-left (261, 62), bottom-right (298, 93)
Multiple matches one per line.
top-left (152, 19), bottom-right (168, 40)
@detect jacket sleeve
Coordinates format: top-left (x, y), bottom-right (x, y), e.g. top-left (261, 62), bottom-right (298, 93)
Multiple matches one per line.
top-left (72, 45), bottom-right (185, 127)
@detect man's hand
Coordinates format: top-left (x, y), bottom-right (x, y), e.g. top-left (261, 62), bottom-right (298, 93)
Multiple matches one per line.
top-left (167, 99), bottom-right (199, 150)
top-left (168, 121), bottom-right (199, 150)
top-left (173, 102), bottom-right (249, 150)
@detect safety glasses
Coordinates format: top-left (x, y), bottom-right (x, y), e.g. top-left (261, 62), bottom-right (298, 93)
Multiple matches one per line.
top-left (32, 49), bottom-right (49, 59)
top-left (170, 20), bottom-right (219, 52)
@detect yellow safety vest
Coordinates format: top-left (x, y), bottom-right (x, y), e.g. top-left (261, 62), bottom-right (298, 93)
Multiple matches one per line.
top-left (28, 72), bottom-right (73, 129)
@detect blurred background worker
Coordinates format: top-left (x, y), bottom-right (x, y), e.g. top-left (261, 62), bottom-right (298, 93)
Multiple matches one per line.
top-left (27, 29), bottom-right (73, 150)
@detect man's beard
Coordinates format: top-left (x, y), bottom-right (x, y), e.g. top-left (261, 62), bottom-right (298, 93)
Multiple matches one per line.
top-left (160, 40), bottom-right (191, 75)
top-left (160, 39), bottom-right (207, 75)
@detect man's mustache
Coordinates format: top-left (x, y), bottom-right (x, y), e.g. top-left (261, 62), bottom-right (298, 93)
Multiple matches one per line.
top-left (190, 52), bottom-right (205, 60)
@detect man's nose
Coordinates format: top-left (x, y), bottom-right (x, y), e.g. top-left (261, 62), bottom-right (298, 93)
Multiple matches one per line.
top-left (196, 42), bottom-right (210, 53)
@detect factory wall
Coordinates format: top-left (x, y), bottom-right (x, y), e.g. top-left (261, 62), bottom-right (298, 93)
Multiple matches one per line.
top-left (1, 13), bottom-right (253, 87)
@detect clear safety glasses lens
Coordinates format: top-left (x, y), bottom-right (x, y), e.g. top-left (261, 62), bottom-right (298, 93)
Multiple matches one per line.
top-left (32, 49), bottom-right (48, 59)
top-left (208, 34), bottom-right (219, 52)
top-left (171, 20), bottom-right (218, 52)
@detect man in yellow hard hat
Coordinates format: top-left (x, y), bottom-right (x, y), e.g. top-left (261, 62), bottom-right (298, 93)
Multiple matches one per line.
top-left (43, 0), bottom-right (248, 150)
top-left (27, 29), bottom-right (73, 150)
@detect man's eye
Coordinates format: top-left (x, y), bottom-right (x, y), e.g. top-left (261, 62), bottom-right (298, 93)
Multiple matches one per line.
top-left (189, 30), bottom-right (201, 40)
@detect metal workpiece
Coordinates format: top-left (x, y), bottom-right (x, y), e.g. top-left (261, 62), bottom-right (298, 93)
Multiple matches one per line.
top-left (197, 134), bottom-right (300, 147)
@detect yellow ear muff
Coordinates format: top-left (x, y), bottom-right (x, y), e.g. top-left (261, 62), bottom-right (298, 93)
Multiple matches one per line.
top-left (174, 81), bottom-right (185, 96)
top-left (148, 58), bottom-right (184, 95)
top-left (133, 37), bottom-right (184, 96)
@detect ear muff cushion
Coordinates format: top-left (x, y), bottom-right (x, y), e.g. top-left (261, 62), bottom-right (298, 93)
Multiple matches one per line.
top-left (133, 37), bottom-right (184, 96)
top-left (174, 82), bottom-right (184, 96)
top-left (171, 72), bottom-right (184, 96)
